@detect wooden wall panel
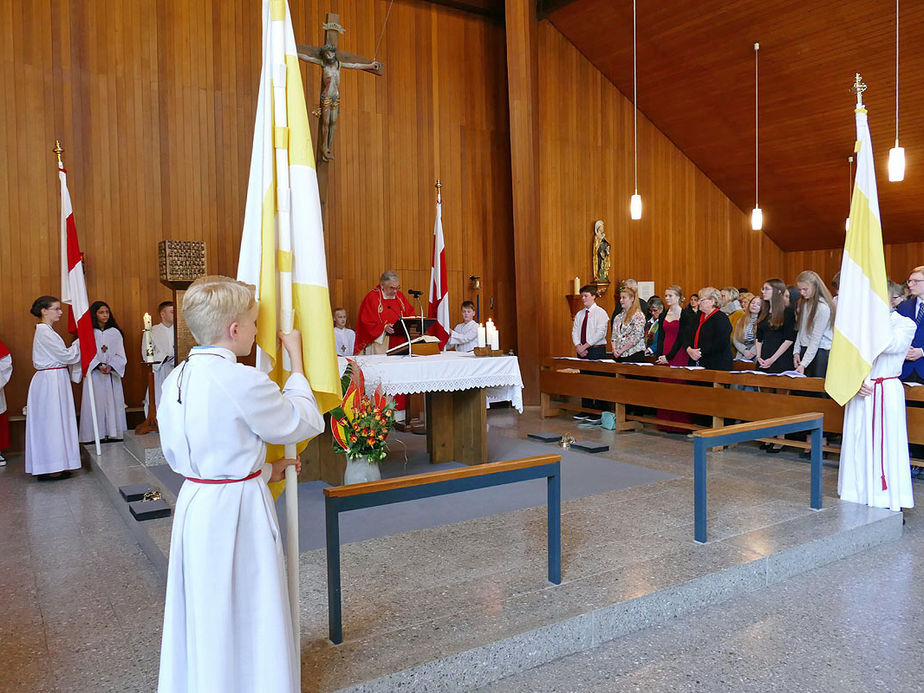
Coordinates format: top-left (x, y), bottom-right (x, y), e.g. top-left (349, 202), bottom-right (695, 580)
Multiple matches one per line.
top-left (0, 0), bottom-right (514, 440)
top-left (536, 22), bottom-right (785, 360)
top-left (783, 242), bottom-right (924, 288)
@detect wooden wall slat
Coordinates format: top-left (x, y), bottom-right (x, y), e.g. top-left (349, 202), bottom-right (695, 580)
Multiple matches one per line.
top-left (0, 0), bottom-right (515, 436)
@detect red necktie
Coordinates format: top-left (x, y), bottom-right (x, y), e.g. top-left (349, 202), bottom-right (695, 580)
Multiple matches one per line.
top-left (580, 309), bottom-right (589, 343)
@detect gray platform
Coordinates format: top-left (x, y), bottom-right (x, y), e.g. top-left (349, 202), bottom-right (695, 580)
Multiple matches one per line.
top-left (85, 418), bottom-right (903, 693)
top-left (122, 429), bottom-right (167, 467)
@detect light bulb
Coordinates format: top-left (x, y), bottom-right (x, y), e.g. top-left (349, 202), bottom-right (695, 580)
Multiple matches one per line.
top-left (888, 145), bottom-right (905, 182)
top-left (750, 206), bottom-right (762, 231)
top-left (630, 193), bottom-right (642, 220)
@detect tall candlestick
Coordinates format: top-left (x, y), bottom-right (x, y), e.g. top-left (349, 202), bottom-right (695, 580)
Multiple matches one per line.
top-left (143, 313), bottom-right (155, 362)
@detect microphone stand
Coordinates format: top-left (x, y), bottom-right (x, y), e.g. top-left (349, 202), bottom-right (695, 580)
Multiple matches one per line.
top-left (399, 317), bottom-right (413, 357)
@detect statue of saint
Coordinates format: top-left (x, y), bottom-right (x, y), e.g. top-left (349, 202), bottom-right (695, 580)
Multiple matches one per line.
top-left (299, 44), bottom-right (382, 162)
top-left (592, 220), bottom-right (610, 283)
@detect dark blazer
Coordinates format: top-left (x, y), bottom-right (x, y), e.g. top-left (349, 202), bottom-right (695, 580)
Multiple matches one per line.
top-left (691, 309), bottom-right (734, 371)
top-left (897, 297), bottom-right (924, 381)
top-left (655, 306), bottom-right (696, 362)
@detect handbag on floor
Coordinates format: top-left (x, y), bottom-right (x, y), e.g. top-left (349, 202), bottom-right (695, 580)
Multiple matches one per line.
top-left (600, 411), bottom-right (617, 430)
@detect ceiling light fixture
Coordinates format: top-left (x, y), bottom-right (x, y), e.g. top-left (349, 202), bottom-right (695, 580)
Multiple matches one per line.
top-left (751, 42), bottom-right (762, 231)
top-left (888, 0), bottom-right (905, 182)
top-left (630, 0), bottom-right (642, 220)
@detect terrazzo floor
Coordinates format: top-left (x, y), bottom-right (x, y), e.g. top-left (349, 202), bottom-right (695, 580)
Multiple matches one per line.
top-left (0, 406), bottom-right (920, 691)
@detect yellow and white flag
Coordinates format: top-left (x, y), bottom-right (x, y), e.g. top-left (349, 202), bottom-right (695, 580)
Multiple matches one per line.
top-left (824, 105), bottom-right (891, 406)
top-left (238, 0), bottom-right (340, 425)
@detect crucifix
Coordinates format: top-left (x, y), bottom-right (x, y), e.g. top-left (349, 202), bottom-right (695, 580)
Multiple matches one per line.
top-left (297, 13), bottom-right (384, 171)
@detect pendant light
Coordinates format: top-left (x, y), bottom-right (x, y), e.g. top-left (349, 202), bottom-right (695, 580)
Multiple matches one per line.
top-left (888, 0), bottom-right (905, 182)
top-left (751, 42), bottom-right (762, 230)
top-left (629, 0), bottom-right (642, 220)
top-left (845, 155), bottom-right (853, 231)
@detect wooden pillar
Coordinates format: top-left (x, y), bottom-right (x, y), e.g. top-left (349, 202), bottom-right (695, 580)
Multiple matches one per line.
top-left (505, 0), bottom-right (543, 405)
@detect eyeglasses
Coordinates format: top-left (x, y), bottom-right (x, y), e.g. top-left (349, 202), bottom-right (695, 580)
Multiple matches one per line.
top-left (908, 278), bottom-right (924, 285)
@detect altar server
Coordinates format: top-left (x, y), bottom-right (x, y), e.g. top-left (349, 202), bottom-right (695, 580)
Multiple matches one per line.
top-left (445, 300), bottom-right (479, 352)
top-left (0, 337), bottom-right (11, 465)
top-left (24, 296), bottom-right (82, 479)
top-left (144, 301), bottom-right (176, 413)
top-left (79, 301), bottom-right (127, 443)
top-left (838, 310), bottom-right (916, 511)
top-left (333, 307), bottom-right (356, 357)
top-left (157, 276), bottom-right (324, 693)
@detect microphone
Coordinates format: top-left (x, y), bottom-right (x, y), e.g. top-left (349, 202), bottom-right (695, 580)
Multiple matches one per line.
top-left (407, 289), bottom-right (423, 298)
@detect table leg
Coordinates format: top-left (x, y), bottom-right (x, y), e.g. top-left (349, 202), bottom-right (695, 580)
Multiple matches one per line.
top-left (426, 388), bottom-right (487, 465)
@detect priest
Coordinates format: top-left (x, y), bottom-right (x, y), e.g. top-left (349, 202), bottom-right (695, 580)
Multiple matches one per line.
top-left (354, 270), bottom-right (414, 355)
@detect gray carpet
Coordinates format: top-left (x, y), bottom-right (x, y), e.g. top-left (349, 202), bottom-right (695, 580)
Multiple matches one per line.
top-left (149, 431), bottom-right (675, 552)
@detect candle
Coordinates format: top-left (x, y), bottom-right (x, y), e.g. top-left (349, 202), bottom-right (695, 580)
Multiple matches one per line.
top-left (143, 312), bottom-right (155, 362)
top-left (573, 276), bottom-right (580, 294)
top-left (477, 323), bottom-right (486, 348)
top-left (490, 327), bottom-right (500, 351)
top-left (485, 319), bottom-right (498, 351)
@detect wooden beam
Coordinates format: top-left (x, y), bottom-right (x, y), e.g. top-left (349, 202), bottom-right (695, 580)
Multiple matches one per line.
top-left (418, 0), bottom-right (505, 19)
top-left (694, 412), bottom-right (824, 439)
top-left (505, 0), bottom-right (543, 403)
top-left (324, 454), bottom-right (561, 497)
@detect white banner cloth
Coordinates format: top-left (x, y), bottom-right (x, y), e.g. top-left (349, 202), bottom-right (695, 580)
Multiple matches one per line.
top-left (338, 352), bottom-right (524, 412)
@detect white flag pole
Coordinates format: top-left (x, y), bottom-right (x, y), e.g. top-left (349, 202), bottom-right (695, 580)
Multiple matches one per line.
top-left (269, 9), bottom-right (301, 658)
top-left (85, 367), bottom-right (102, 457)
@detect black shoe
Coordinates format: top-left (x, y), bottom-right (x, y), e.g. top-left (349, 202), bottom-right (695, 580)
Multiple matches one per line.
top-left (759, 442), bottom-right (771, 450)
top-left (766, 445), bottom-right (783, 454)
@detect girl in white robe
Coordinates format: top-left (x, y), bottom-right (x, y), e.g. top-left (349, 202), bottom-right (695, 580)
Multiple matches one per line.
top-left (79, 301), bottom-right (127, 442)
top-left (157, 276), bottom-right (324, 693)
top-left (25, 296), bottom-right (82, 478)
top-left (838, 310), bottom-right (917, 511)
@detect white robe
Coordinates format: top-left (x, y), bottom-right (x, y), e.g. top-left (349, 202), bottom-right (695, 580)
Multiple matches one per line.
top-left (334, 326), bottom-right (356, 357)
top-left (144, 322), bottom-right (175, 414)
top-left (79, 328), bottom-right (127, 442)
top-left (25, 324), bottom-right (82, 475)
top-left (838, 311), bottom-right (916, 511)
top-left (157, 346), bottom-right (324, 693)
top-left (446, 320), bottom-right (479, 352)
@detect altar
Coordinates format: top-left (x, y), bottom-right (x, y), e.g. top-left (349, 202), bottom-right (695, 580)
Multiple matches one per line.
top-left (302, 352), bottom-right (524, 485)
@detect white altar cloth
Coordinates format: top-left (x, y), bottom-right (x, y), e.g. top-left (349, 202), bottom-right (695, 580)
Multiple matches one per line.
top-left (337, 352), bottom-right (524, 413)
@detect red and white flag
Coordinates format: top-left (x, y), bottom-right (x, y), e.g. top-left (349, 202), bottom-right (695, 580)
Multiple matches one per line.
top-left (427, 191), bottom-right (451, 347)
top-left (58, 166), bottom-right (95, 377)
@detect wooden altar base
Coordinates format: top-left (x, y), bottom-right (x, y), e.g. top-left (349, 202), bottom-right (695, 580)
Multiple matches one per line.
top-left (303, 388), bottom-right (489, 485)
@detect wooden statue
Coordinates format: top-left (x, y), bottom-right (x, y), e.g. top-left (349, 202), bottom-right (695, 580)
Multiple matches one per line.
top-left (297, 13), bottom-right (384, 164)
top-left (592, 219), bottom-right (611, 286)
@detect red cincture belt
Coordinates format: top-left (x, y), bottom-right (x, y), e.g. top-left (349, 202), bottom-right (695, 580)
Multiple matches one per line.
top-left (36, 366), bottom-right (68, 371)
top-left (185, 469), bottom-right (263, 484)
top-left (871, 376), bottom-right (900, 491)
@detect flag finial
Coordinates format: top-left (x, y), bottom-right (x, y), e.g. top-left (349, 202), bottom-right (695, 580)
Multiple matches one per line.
top-left (435, 178), bottom-right (442, 202)
top-left (53, 140), bottom-right (64, 166)
top-left (851, 73), bottom-right (867, 107)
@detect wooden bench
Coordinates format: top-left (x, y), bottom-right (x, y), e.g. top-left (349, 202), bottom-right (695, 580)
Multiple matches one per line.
top-left (322, 454), bottom-right (563, 644)
top-left (539, 357), bottom-right (924, 460)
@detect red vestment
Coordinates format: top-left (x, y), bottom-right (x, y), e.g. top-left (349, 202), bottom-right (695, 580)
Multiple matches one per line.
top-left (354, 287), bottom-right (414, 354)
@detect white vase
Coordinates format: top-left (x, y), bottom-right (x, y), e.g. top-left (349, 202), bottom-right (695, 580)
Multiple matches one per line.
top-left (343, 456), bottom-right (382, 485)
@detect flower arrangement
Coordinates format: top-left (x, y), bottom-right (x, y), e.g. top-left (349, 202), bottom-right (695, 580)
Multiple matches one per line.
top-left (331, 361), bottom-right (395, 462)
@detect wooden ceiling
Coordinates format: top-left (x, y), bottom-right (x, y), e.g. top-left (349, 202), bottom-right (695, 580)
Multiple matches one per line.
top-left (544, 0), bottom-right (924, 250)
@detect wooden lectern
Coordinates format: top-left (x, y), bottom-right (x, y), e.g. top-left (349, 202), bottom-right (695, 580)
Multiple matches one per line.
top-left (387, 317), bottom-right (440, 356)
top-left (158, 240), bottom-right (207, 364)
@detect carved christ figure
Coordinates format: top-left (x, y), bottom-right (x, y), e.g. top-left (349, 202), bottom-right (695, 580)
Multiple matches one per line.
top-left (298, 43), bottom-right (382, 162)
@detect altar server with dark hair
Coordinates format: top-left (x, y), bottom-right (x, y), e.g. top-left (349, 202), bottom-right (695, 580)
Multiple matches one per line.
top-left (25, 295), bottom-right (82, 479)
top-left (144, 301), bottom-right (176, 413)
top-left (157, 275), bottom-right (324, 693)
top-left (79, 301), bottom-right (127, 443)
